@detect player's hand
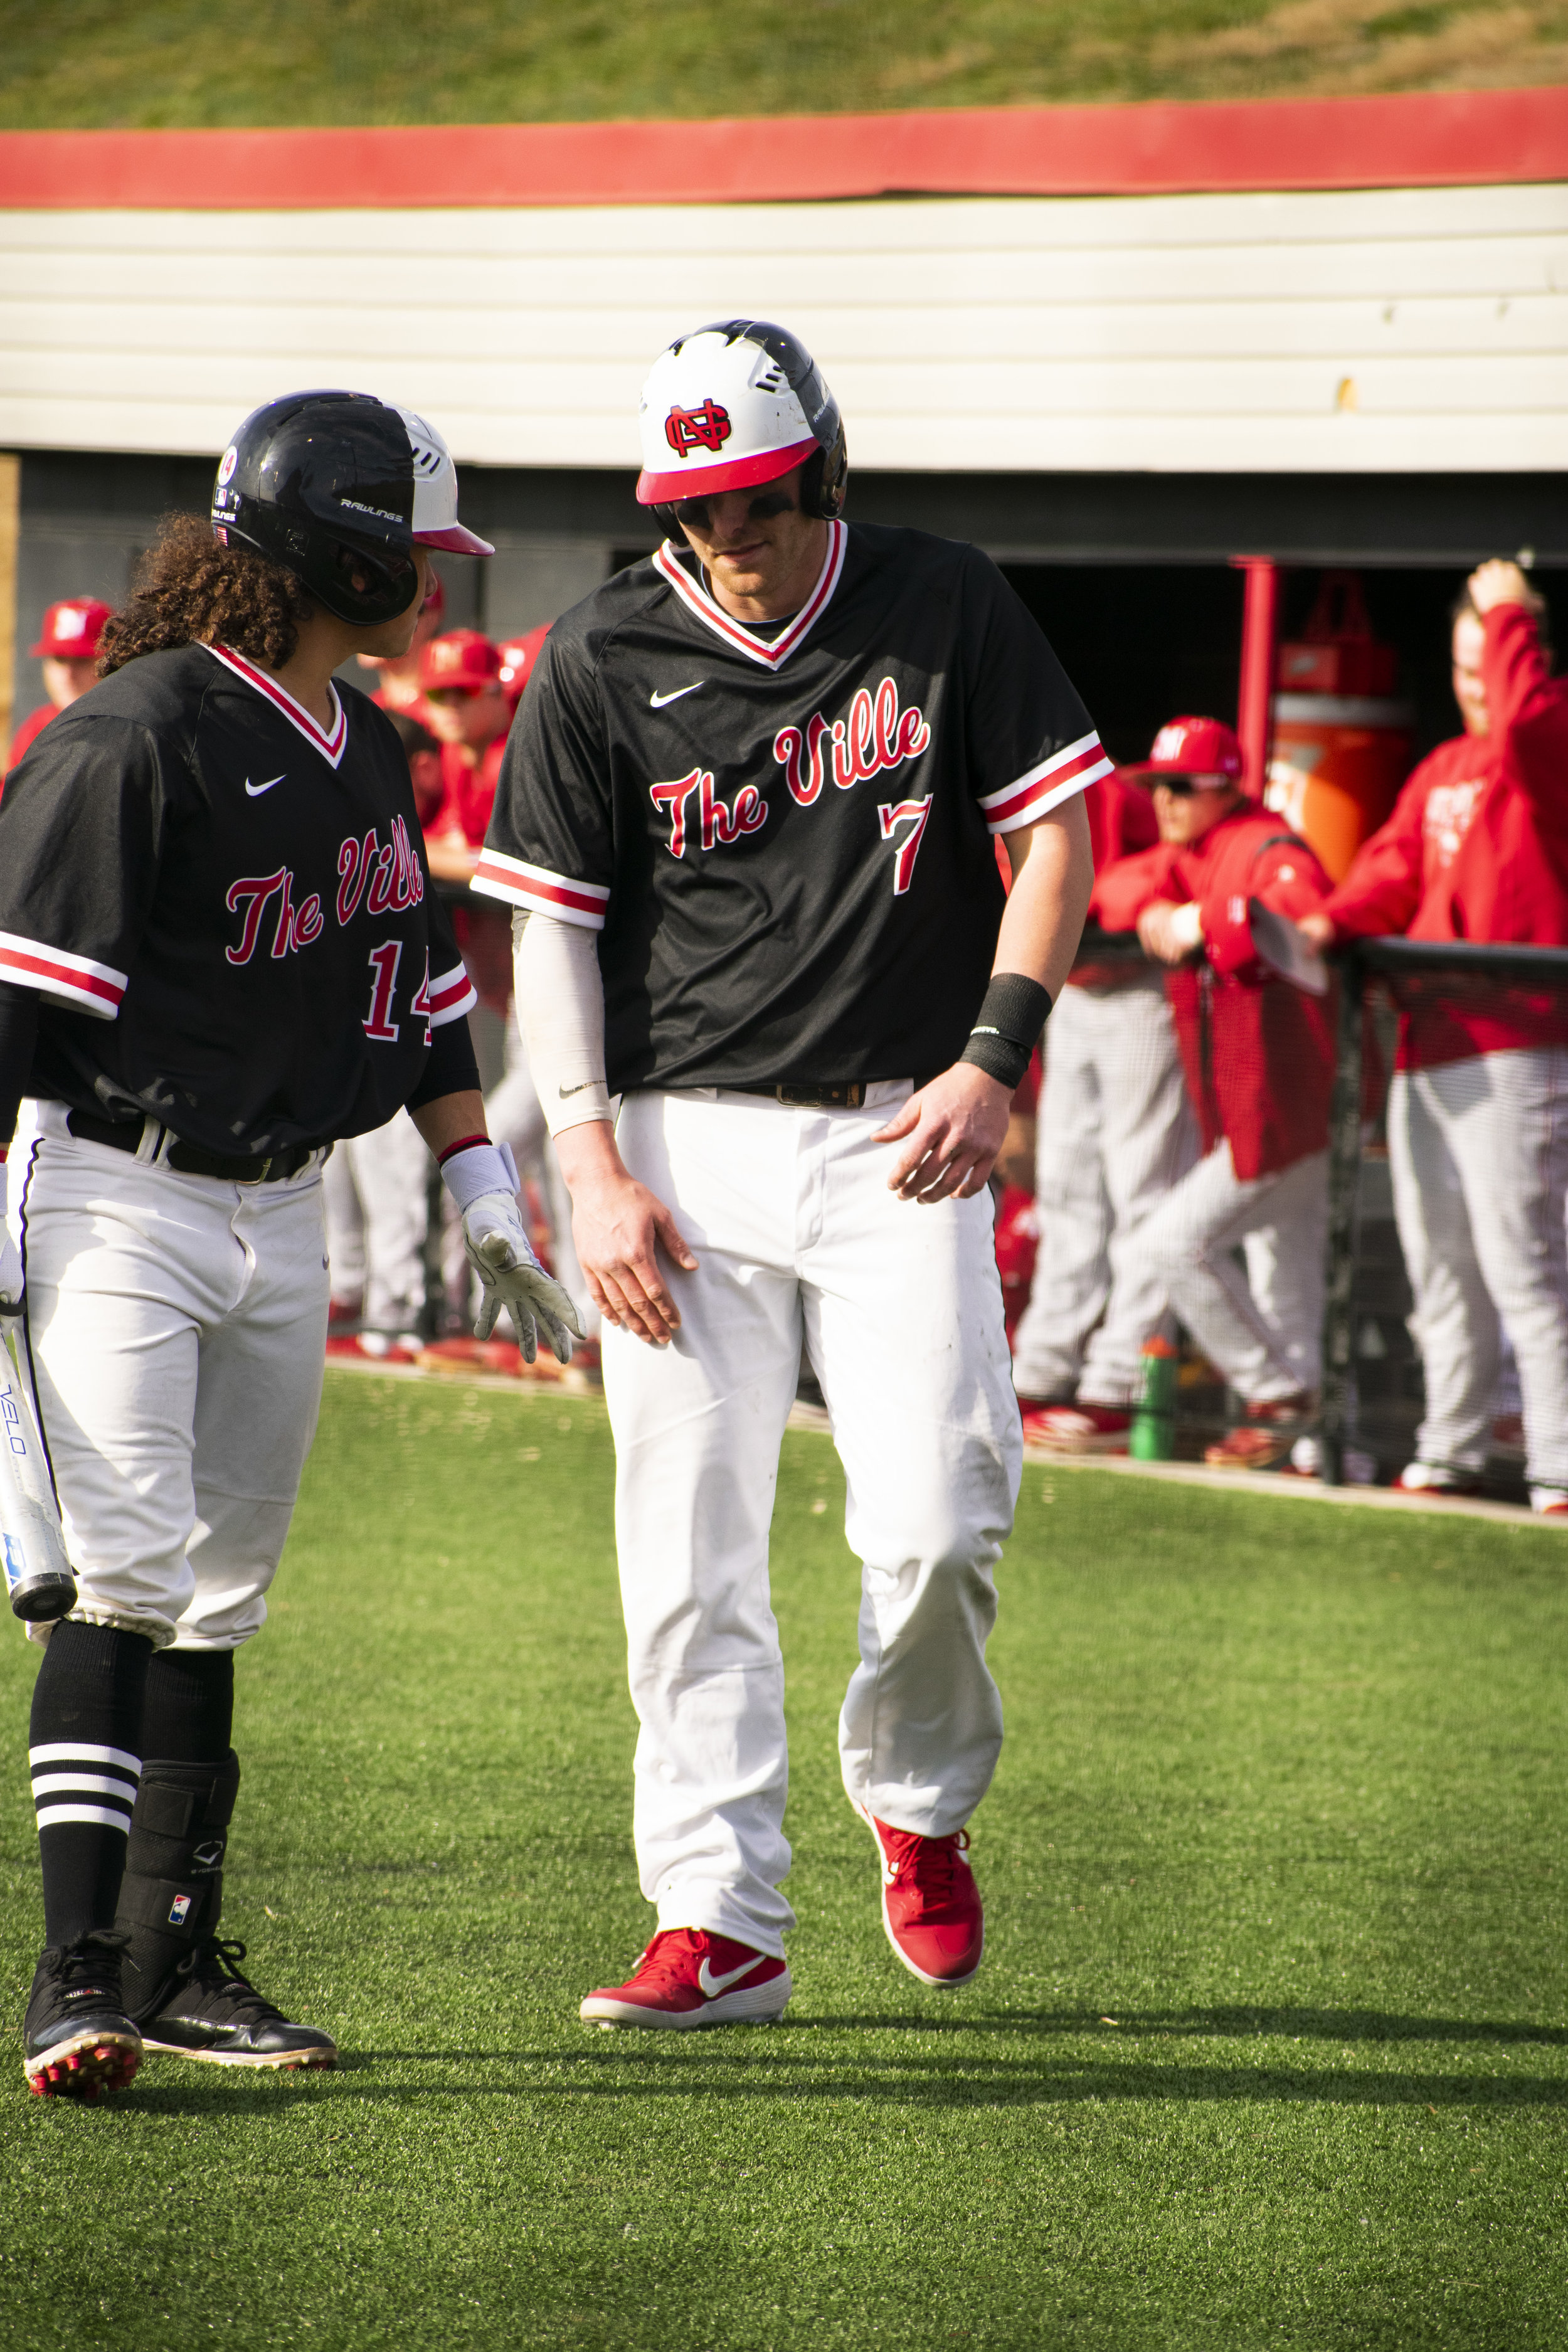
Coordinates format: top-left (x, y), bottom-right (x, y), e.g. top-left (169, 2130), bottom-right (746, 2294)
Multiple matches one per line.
top-left (1466, 558), bottom-right (1532, 616)
top-left (876, 1066), bottom-right (1012, 1204)
top-left (1137, 899), bottom-right (1204, 965)
top-left (0, 1229), bottom-right (21, 1317)
top-left (460, 1189), bottom-right (584, 1365)
top-left (565, 1161), bottom-right (697, 1347)
top-left (1296, 909), bottom-right (1337, 950)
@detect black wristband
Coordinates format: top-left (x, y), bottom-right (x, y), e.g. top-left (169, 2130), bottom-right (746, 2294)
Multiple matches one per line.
top-left (958, 973), bottom-right (1052, 1091)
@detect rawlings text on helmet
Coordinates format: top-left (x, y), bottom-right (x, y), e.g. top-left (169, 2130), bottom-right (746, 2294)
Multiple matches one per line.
top-left (209, 391), bottom-right (492, 630)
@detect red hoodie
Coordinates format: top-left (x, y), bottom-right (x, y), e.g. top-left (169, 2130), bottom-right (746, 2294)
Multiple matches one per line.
top-left (1093, 805), bottom-right (1335, 1180)
top-left (1324, 604), bottom-right (1568, 1068)
top-left (1068, 771), bottom-right (1161, 988)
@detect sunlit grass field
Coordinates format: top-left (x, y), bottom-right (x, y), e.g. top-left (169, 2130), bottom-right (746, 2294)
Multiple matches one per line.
top-left (1, 1367), bottom-right (1565, 2349)
top-left (1, 0), bottom-right (1560, 130)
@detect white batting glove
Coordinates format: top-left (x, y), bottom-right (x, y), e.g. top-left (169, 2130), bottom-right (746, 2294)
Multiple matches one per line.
top-left (461, 1190), bottom-right (583, 1365)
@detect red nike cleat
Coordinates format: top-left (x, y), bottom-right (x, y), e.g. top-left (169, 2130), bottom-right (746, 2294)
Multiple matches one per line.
top-left (578, 1929), bottom-right (791, 2030)
top-left (860, 1809), bottom-right (984, 1986)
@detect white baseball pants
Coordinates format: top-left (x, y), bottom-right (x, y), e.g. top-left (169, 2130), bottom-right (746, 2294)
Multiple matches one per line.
top-left (1120, 1140), bottom-right (1329, 1403)
top-left (603, 1085), bottom-right (1020, 1957)
top-left (1388, 1047), bottom-right (1568, 1491)
top-left (323, 1108), bottom-right (430, 1338)
top-left (1012, 977), bottom-right (1197, 1406)
top-left (17, 1104), bottom-right (331, 1650)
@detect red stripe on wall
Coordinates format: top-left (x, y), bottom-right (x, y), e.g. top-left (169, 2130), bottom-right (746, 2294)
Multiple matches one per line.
top-left (0, 88), bottom-right (1562, 210)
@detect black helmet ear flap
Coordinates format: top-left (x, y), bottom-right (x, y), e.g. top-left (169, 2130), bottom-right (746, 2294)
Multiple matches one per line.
top-left (221, 517), bottom-right (420, 627)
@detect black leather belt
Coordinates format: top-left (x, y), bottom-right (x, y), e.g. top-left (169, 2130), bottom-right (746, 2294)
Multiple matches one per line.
top-left (731, 1082), bottom-right (868, 1109)
top-left (66, 1110), bottom-right (320, 1184)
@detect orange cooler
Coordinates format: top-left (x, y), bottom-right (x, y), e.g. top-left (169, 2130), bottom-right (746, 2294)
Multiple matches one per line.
top-left (1265, 694), bottom-right (1412, 883)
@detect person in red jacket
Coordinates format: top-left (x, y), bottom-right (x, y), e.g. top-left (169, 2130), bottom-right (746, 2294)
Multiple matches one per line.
top-left (1094, 716), bottom-right (1337, 1468)
top-left (1298, 560), bottom-right (1568, 1515)
top-left (6, 598), bottom-right (112, 775)
top-left (1015, 769), bottom-right (1199, 1451)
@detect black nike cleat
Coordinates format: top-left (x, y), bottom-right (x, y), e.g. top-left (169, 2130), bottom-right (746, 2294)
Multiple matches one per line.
top-left (139, 1937), bottom-right (337, 2070)
top-left (23, 1931), bottom-right (143, 2101)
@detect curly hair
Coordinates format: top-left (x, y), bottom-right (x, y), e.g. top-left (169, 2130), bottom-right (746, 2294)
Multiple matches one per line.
top-left (98, 512), bottom-right (315, 677)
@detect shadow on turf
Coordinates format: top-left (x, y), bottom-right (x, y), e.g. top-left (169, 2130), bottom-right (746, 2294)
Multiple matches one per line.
top-left (807, 2006), bottom-right (1568, 2048)
top-left (112, 2050), bottom-right (1568, 2116)
top-left (108, 2005), bottom-right (1568, 2117)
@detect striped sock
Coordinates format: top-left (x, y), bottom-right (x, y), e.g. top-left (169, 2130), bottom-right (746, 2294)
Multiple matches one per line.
top-left (28, 1621), bottom-right (151, 1946)
top-left (31, 1740), bottom-right (142, 1835)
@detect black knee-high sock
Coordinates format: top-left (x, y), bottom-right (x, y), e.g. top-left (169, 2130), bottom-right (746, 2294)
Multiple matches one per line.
top-left (29, 1623), bottom-right (152, 1946)
top-left (142, 1648), bottom-right (235, 1764)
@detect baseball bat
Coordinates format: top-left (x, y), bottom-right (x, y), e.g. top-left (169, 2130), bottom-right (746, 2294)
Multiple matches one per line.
top-left (0, 1320), bottom-right (75, 1623)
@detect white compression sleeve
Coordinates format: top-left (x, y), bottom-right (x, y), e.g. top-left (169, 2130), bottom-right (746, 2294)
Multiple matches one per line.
top-left (512, 909), bottom-right (614, 1138)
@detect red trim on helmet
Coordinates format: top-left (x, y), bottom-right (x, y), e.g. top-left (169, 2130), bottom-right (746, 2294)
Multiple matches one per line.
top-left (636, 437), bottom-right (818, 508)
top-left (413, 522), bottom-right (495, 556)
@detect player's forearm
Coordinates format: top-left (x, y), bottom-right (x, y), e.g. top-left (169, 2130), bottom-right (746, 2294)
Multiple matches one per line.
top-left (409, 1089), bottom-right (489, 1158)
top-left (995, 793), bottom-right (1094, 999)
top-left (0, 983), bottom-right (38, 1152)
top-left (513, 910), bottom-right (613, 1136)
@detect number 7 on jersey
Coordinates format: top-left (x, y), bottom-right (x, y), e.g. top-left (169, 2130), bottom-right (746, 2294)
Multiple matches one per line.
top-left (877, 797), bottom-right (932, 896)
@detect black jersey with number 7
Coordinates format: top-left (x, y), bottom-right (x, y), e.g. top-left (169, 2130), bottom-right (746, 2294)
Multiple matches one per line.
top-left (478, 521), bottom-right (1107, 1094)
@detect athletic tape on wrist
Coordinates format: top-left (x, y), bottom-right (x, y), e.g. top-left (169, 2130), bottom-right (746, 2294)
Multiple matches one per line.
top-left (438, 1139), bottom-right (519, 1216)
top-left (958, 973), bottom-right (1053, 1091)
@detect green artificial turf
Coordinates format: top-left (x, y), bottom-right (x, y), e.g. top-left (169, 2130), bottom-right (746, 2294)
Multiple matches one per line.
top-left (1, 1367), bottom-right (1566, 2349)
top-left (0, 0), bottom-right (1560, 131)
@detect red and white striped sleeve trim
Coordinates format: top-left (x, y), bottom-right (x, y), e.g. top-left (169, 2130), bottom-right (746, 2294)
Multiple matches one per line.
top-left (0, 930), bottom-right (126, 1020)
top-left (469, 850), bottom-right (610, 932)
top-left (979, 733), bottom-right (1113, 835)
top-left (427, 959), bottom-right (478, 1027)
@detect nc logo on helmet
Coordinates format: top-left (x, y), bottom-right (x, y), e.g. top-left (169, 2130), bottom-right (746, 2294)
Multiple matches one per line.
top-left (665, 400), bottom-right (732, 459)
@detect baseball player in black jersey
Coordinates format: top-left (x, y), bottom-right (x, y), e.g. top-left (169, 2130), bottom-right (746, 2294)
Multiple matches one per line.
top-left (0, 392), bottom-right (579, 2100)
top-left (480, 321), bottom-right (1101, 2026)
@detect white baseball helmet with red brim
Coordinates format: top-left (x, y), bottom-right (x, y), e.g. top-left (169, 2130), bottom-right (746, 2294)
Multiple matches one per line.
top-left (636, 321), bottom-right (845, 511)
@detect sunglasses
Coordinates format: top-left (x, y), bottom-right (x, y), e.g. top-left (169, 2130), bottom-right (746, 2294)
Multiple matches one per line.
top-left (672, 485), bottom-right (798, 532)
top-left (1152, 773), bottom-right (1236, 798)
top-left (424, 682), bottom-right (490, 704)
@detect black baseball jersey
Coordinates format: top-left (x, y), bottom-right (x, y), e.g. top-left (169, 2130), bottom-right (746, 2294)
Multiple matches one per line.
top-left (477, 521), bottom-right (1107, 1092)
top-left (0, 642), bottom-right (476, 1155)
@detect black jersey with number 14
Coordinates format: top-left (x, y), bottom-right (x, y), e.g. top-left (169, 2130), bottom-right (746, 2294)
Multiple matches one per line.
top-left (478, 521), bottom-right (1108, 1093)
top-left (0, 643), bottom-right (475, 1156)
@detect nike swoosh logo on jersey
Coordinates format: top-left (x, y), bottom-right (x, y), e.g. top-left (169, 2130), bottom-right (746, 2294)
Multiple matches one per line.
top-left (649, 683), bottom-right (704, 708)
top-left (558, 1081), bottom-right (596, 1098)
top-left (697, 1955), bottom-right (763, 1998)
top-left (245, 775), bottom-right (286, 797)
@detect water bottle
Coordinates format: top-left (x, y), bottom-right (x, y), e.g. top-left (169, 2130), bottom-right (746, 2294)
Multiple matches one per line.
top-left (1128, 1337), bottom-right (1179, 1461)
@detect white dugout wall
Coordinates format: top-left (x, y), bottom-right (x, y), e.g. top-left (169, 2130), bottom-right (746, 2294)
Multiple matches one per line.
top-left (0, 181), bottom-right (1564, 476)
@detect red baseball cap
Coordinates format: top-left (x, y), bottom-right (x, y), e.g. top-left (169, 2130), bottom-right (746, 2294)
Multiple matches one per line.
top-left (1121, 715), bottom-right (1244, 784)
top-left (497, 623), bottom-right (550, 701)
top-left (419, 628), bottom-right (502, 693)
top-left (31, 598), bottom-right (112, 660)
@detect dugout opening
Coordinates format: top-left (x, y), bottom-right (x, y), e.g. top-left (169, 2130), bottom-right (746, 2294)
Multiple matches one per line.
top-left (1000, 559), bottom-right (1567, 772)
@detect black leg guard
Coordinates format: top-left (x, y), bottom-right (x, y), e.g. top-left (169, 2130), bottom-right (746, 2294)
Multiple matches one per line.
top-left (111, 1749), bottom-right (336, 2070)
top-left (114, 1751), bottom-right (238, 2023)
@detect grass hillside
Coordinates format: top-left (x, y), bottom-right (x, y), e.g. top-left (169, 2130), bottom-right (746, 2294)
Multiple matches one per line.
top-left (0, 0), bottom-right (1562, 131)
top-left (2, 1371), bottom-right (1565, 2349)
